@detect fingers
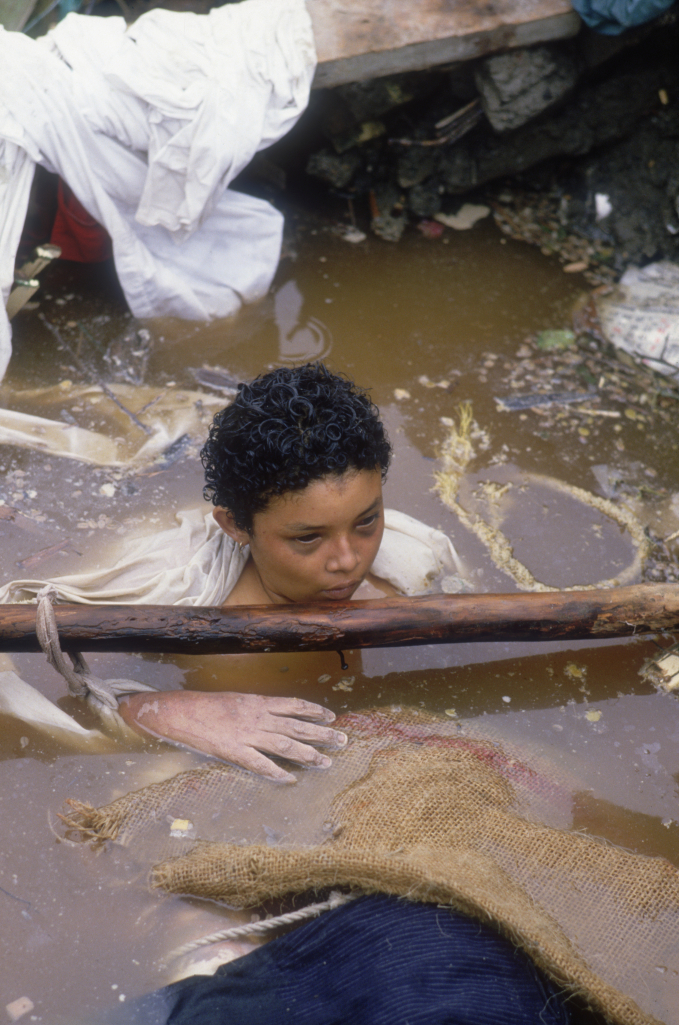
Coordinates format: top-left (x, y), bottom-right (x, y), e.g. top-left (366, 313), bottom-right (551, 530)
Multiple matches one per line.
top-left (255, 732), bottom-right (334, 769)
top-left (266, 697), bottom-right (336, 723)
top-left (234, 747), bottom-right (297, 784)
top-left (274, 717), bottom-right (348, 749)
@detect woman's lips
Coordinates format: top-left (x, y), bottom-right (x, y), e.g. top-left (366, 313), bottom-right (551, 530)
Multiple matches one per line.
top-left (321, 581), bottom-right (359, 599)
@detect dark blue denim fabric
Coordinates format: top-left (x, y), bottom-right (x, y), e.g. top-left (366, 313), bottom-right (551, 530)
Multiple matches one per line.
top-left (127, 894), bottom-right (571, 1025)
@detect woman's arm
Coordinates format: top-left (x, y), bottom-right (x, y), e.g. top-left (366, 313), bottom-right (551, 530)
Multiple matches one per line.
top-left (118, 689), bottom-right (347, 782)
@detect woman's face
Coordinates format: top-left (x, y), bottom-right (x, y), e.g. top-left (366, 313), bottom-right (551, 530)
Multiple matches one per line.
top-left (218, 468), bottom-right (385, 604)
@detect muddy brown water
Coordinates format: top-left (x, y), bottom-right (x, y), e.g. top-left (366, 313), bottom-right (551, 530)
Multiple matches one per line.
top-left (2, 215), bottom-right (679, 1023)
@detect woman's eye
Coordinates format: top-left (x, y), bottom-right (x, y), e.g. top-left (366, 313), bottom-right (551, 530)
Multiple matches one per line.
top-left (296, 534), bottom-right (320, 544)
top-left (357, 514), bottom-right (378, 528)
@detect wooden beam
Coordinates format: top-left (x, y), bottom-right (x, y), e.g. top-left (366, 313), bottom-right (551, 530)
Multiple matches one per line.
top-left (0, 584), bottom-right (677, 654)
top-left (309, 0), bottom-right (581, 89)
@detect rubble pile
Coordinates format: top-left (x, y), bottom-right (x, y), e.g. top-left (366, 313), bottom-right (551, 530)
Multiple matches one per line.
top-left (292, 16), bottom-right (679, 275)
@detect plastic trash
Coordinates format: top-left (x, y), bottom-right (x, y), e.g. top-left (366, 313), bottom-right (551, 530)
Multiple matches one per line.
top-left (571, 0), bottom-right (674, 35)
top-left (592, 261), bottom-right (679, 380)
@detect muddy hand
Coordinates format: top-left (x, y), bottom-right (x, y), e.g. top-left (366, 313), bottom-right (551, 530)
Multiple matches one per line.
top-left (118, 690), bottom-right (347, 782)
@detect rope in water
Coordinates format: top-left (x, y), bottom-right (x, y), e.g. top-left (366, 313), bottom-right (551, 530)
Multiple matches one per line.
top-left (165, 891), bottom-right (358, 962)
top-left (35, 588), bottom-right (157, 724)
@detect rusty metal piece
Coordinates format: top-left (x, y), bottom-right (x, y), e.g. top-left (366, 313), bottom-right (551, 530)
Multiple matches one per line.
top-left (6, 243), bottom-right (62, 320)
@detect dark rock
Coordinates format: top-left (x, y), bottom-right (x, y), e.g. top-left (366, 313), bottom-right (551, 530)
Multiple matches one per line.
top-left (440, 68), bottom-right (664, 194)
top-left (306, 148), bottom-right (361, 189)
top-left (335, 74), bottom-right (421, 123)
top-left (371, 213), bottom-right (407, 242)
top-left (475, 46), bottom-right (580, 133)
top-left (562, 107), bottom-right (679, 263)
top-left (372, 181), bottom-right (403, 217)
top-left (408, 181), bottom-right (442, 218)
top-left (397, 148), bottom-right (437, 188)
top-left (330, 120), bottom-right (386, 155)
top-left (448, 63), bottom-right (481, 104)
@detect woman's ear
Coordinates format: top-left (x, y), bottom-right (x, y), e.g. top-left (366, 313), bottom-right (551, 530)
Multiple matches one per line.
top-left (213, 508), bottom-right (250, 547)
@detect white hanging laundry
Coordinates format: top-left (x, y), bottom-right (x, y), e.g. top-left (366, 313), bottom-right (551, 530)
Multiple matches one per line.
top-left (0, 0), bottom-right (316, 380)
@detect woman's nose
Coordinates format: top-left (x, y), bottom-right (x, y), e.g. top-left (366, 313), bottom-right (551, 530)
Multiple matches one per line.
top-left (326, 536), bottom-right (360, 573)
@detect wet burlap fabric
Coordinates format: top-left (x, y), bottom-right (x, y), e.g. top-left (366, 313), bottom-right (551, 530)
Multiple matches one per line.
top-left (64, 709), bottom-right (679, 1025)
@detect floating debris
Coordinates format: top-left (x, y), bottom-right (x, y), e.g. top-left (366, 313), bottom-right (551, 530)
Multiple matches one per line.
top-left (5, 996), bottom-right (34, 1023)
top-left (641, 646), bottom-right (679, 692)
top-left (15, 539), bottom-right (80, 571)
top-left (491, 192), bottom-right (617, 286)
top-left (535, 329), bottom-right (576, 350)
top-left (332, 677), bottom-right (355, 692)
top-left (169, 818), bottom-right (196, 840)
top-left (494, 390), bottom-right (595, 411)
top-left (190, 365), bottom-right (240, 396)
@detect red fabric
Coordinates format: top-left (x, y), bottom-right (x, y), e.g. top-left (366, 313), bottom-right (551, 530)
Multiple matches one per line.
top-left (50, 179), bottom-right (112, 263)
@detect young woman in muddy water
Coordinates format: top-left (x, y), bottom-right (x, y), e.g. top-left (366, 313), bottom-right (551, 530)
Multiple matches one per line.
top-left (117, 362), bottom-right (402, 780)
top-left (108, 365), bottom-right (573, 1025)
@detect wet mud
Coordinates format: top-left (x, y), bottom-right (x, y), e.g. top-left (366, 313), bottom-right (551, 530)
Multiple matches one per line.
top-left (2, 214), bottom-right (679, 1022)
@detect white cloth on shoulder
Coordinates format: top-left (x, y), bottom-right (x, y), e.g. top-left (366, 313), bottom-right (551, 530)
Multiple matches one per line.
top-left (0, 507), bottom-right (466, 606)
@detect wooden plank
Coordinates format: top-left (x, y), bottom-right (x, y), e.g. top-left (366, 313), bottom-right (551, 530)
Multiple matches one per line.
top-left (1, 584), bottom-right (677, 654)
top-left (309, 0), bottom-right (581, 88)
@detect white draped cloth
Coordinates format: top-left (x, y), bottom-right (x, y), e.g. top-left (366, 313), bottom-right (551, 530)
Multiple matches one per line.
top-left (0, 0), bottom-right (316, 380)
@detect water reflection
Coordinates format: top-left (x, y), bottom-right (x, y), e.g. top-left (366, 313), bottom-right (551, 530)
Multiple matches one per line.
top-left (274, 279), bottom-right (332, 362)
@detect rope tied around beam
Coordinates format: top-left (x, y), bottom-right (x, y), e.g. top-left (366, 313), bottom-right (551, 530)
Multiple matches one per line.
top-left (35, 587), bottom-right (157, 726)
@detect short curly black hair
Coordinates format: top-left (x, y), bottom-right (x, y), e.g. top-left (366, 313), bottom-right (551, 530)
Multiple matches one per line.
top-left (201, 363), bottom-right (392, 531)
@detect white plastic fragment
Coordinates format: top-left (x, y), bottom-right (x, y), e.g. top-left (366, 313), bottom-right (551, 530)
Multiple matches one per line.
top-left (435, 205), bottom-right (491, 231)
top-left (595, 193), bottom-right (612, 221)
top-left (6, 996), bottom-right (34, 1022)
top-left (340, 227), bottom-right (367, 244)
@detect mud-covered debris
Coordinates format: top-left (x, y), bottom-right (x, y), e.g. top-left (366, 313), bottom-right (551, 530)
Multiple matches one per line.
top-left (372, 213), bottom-right (406, 243)
top-left (641, 645), bottom-right (679, 692)
top-left (190, 365), bottom-right (239, 396)
top-left (306, 149), bottom-right (361, 190)
top-left (495, 390), bottom-right (594, 411)
top-left (535, 329), bottom-right (576, 350)
top-left (104, 327), bottom-right (151, 386)
top-left (16, 539), bottom-right (80, 570)
top-left (491, 192), bottom-right (617, 286)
